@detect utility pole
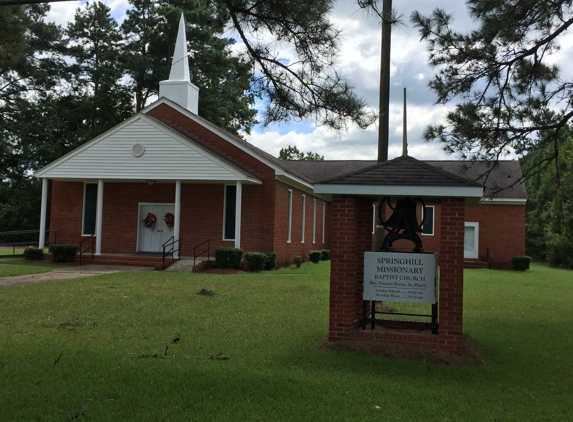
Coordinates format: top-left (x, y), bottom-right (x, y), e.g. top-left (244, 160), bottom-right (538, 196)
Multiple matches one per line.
top-left (377, 0), bottom-right (392, 163)
top-left (375, 0), bottom-right (393, 250)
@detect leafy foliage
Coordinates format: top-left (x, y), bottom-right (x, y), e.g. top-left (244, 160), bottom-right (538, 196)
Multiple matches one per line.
top-left (215, 0), bottom-right (376, 130)
top-left (293, 255), bottom-right (303, 268)
top-left (121, 0), bottom-right (257, 135)
top-left (214, 247), bottom-right (243, 269)
top-left (49, 244), bottom-right (78, 263)
top-left (23, 247), bottom-right (44, 260)
top-left (411, 1), bottom-right (573, 172)
top-left (263, 251), bottom-right (276, 270)
top-left (245, 252), bottom-right (267, 272)
top-left (511, 256), bottom-right (531, 271)
top-left (524, 134), bottom-right (573, 268)
top-left (279, 145), bottom-right (324, 160)
top-left (308, 250), bottom-right (322, 263)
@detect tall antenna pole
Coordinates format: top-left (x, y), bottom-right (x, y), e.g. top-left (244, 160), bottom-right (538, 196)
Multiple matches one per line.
top-left (377, 0), bottom-right (392, 163)
top-left (402, 87), bottom-right (408, 156)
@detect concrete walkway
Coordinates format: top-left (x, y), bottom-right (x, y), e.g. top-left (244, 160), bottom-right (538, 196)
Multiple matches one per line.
top-left (0, 265), bottom-right (154, 288)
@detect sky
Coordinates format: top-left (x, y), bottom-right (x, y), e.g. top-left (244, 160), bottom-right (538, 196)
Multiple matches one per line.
top-left (43, 0), bottom-right (568, 162)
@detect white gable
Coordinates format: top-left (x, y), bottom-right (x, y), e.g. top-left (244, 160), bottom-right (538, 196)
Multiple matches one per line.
top-left (36, 116), bottom-right (257, 183)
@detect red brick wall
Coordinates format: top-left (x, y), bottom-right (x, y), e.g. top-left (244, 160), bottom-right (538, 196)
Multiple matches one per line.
top-left (421, 202), bottom-right (525, 267)
top-left (273, 181), bottom-right (330, 266)
top-left (466, 203), bottom-right (525, 268)
top-left (49, 181), bottom-right (274, 255)
top-left (437, 198), bottom-right (465, 354)
top-left (147, 104), bottom-right (272, 181)
top-left (328, 196), bottom-right (368, 339)
top-left (49, 179), bottom-right (329, 263)
top-left (49, 180), bottom-right (84, 246)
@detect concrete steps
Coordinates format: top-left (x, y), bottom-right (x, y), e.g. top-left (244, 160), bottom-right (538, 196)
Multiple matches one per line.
top-left (463, 259), bottom-right (489, 269)
top-left (79, 254), bottom-right (177, 270)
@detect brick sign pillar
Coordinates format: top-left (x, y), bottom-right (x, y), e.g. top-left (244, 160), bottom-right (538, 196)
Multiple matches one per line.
top-left (437, 197), bottom-right (466, 354)
top-left (329, 195), bottom-right (373, 340)
top-left (328, 195), bottom-right (466, 355)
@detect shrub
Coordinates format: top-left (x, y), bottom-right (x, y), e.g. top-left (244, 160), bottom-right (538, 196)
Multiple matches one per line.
top-left (320, 249), bottom-right (330, 261)
top-left (214, 247), bottom-right (243, 269)
top-left (293, 256), bottom-right (303, 268)
top-left (23, 246), bottom-right (44, 260)
top-left (50, 244), bottom-right (78, 263)
top-left (245, 252), bottom-right (267, 272)
top-left (263, 251), bottom-right (277, 270)
top-left (308, 250), bottom-right (322, 264)
top-left (511, 256), bottom-right (531, 271)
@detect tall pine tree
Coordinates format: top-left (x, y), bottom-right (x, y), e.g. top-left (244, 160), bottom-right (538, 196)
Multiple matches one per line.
top-left (411, 1), bottom-right (573, 174)
top-left (121, 0), bottom-right (256, 135)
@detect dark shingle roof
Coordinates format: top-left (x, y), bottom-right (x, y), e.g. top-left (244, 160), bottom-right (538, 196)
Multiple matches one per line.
top-left (148, 99), bottom-right (527, 200)
top-left (426, 160), bottom-right (527, 199)
top-left (286, 157), bottom-right (527, 199)
top-left (316, 155), bottom-right (482, 187)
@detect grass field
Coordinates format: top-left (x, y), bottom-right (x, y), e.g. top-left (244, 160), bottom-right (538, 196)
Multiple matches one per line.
top-left (0, 262), bottom-right (571, 421)
top-left (0, 257), bottom-right (61, 277)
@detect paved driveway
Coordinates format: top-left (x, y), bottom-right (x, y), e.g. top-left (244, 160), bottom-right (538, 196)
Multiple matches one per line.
top-left (0, 265), bottom-right (154, 288)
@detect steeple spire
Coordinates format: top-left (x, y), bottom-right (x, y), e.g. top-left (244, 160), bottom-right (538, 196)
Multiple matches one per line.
top-left (159, 13), bottom-right (199, 114)
top-left (169, 14), bottom-right (190, 81)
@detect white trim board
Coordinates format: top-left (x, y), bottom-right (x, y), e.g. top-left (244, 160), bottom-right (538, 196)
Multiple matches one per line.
top-left (313, 184), bottom-right (484, 202)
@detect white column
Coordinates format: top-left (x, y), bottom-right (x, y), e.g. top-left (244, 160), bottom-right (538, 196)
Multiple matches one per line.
top-left (95, 179), bottom-right (104, 255)
top-left (174, 180), bottom-right (182, 258)
top-left (234, 181), bottom-right (242, 249)
top-left (38, 178), bottom-right (48, 249)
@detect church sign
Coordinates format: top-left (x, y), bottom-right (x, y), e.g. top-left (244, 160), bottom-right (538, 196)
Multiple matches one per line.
top-left (363, 252), bottom-right (437, 304)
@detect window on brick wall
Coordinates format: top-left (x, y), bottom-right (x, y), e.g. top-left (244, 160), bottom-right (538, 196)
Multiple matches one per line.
top-left (82, 183), bottom-right (98, 236)
top-left (422, 205), bottom-right (434, 236)
top-left (322, 202), bottom-right (326, 244)
top-left (312, 199), bottom-right (317, 243)
top-left (372, 204), bottom-right (376, 234)
top-left (301, 195), bottom-right (306, 243)
top-left (223, 185), bottom-right (236, 240)
top-left (287, 190), bottom-right (292, 243)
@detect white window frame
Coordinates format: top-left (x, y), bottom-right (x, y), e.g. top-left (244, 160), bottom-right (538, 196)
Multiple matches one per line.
top-left (372, 204), bottom-right (376, 234)
top-left (421, 205), bottom-right (435, 236)
top-left (464, 222), bottom-right (479, 259)
top-left (287, 189), bottom-right (293, 243)
top-left (312, 199), bottom-right (317, 243)
top-left (322, 202), bottom-right (326, 244)
top-left (301, 194), bottom-right (306, 243)
top-left (222, 184), bottom-right (236, 241)
top-left (81, 182), bottom-right (98, 236)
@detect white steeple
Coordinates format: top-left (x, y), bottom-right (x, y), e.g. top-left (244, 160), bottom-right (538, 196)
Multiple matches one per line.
top-left (159, 13), bottom-right (199, 114)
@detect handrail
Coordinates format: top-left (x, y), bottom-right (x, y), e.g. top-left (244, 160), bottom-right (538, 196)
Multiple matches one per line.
top-left (162, 236), bottom-right (183, 270)
top-left (193, 239), bottom-right (211, 267)
top-left (79, 234), bottom-right (95, 265)
top-left (0, 229), bottom-right (58, 255)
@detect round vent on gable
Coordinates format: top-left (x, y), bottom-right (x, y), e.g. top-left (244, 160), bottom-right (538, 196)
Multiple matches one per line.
top-left (132, 143), bottom-right (145, 157)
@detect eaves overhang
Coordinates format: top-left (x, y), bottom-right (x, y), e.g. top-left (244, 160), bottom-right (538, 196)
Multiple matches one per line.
top-left (313, 184), bottom-right (484, 204)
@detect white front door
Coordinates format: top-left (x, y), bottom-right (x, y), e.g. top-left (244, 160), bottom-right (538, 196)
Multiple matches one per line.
top-left (464, 222), bottom-right (479, 259)
top-left (138, 204), bottom-right (175, 252)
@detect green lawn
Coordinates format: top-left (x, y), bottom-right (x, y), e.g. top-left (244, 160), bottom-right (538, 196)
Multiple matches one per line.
top-left (0, 262), bottom-right (571, 421)
top-left (0, 247), bottom-right (24, 256)
top-left (0, 256), bottom-right (63, 277)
